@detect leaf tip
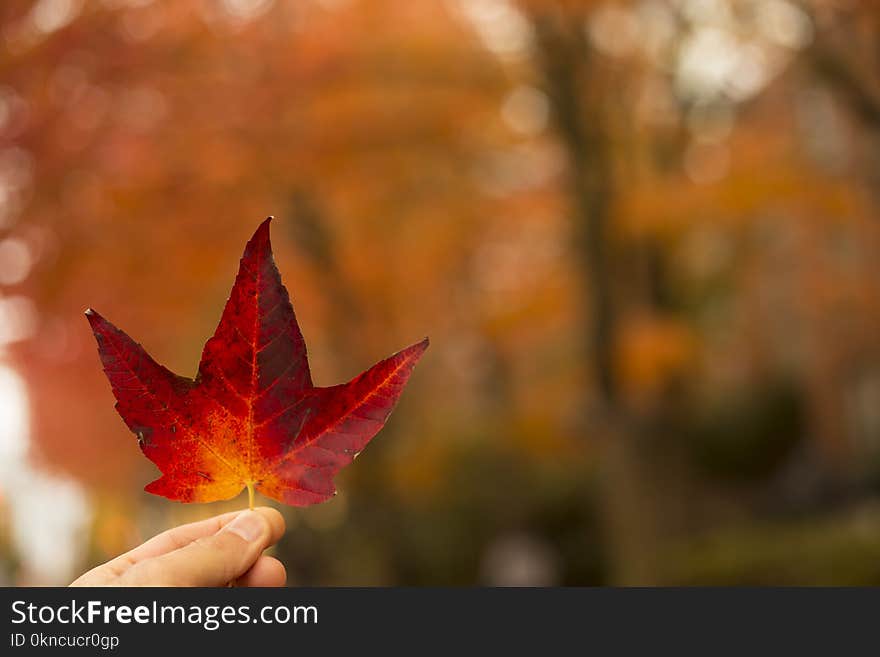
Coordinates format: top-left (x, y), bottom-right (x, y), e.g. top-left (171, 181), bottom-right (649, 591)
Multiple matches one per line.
top-left (84, 307), bottom-right (103, 326)
top-left (410, 336), bottom-right (430, 356)
top-left (246, 216), bottom-right (275, 254)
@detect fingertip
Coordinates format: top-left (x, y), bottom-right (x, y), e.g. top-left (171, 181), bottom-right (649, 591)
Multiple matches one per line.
top-left (238, 555), bottom-right (287, 588)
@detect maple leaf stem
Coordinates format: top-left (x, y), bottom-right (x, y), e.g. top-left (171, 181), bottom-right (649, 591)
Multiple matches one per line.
top-left (246, 481), bottom-right (255, 510)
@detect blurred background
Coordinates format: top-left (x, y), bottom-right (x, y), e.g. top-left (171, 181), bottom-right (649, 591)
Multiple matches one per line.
top-left (1, 0), bottom-right (880, 586)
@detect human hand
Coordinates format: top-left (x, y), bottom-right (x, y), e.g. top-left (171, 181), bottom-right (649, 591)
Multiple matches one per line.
top-left (70, 507), bottom-right (286, 587)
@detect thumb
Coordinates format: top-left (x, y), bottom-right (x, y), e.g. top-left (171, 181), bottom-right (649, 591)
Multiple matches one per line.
top-left (125, 509), bottom-right (278, 586)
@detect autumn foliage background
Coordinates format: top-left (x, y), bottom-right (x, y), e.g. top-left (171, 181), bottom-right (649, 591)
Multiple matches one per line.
top-left (2, 0), bottom-right (880, 585)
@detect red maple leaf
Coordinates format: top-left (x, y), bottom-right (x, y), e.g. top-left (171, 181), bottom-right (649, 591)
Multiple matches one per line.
top-left (86, 218), bottom-right (427, 507)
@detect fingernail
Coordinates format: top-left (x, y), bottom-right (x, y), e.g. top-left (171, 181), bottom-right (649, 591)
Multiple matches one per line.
top-left (223, 511), bottom-right (264, 542)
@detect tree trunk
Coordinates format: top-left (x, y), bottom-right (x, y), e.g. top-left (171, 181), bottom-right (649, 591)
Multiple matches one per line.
top-left (530, 9), bottom-right (661, 584)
